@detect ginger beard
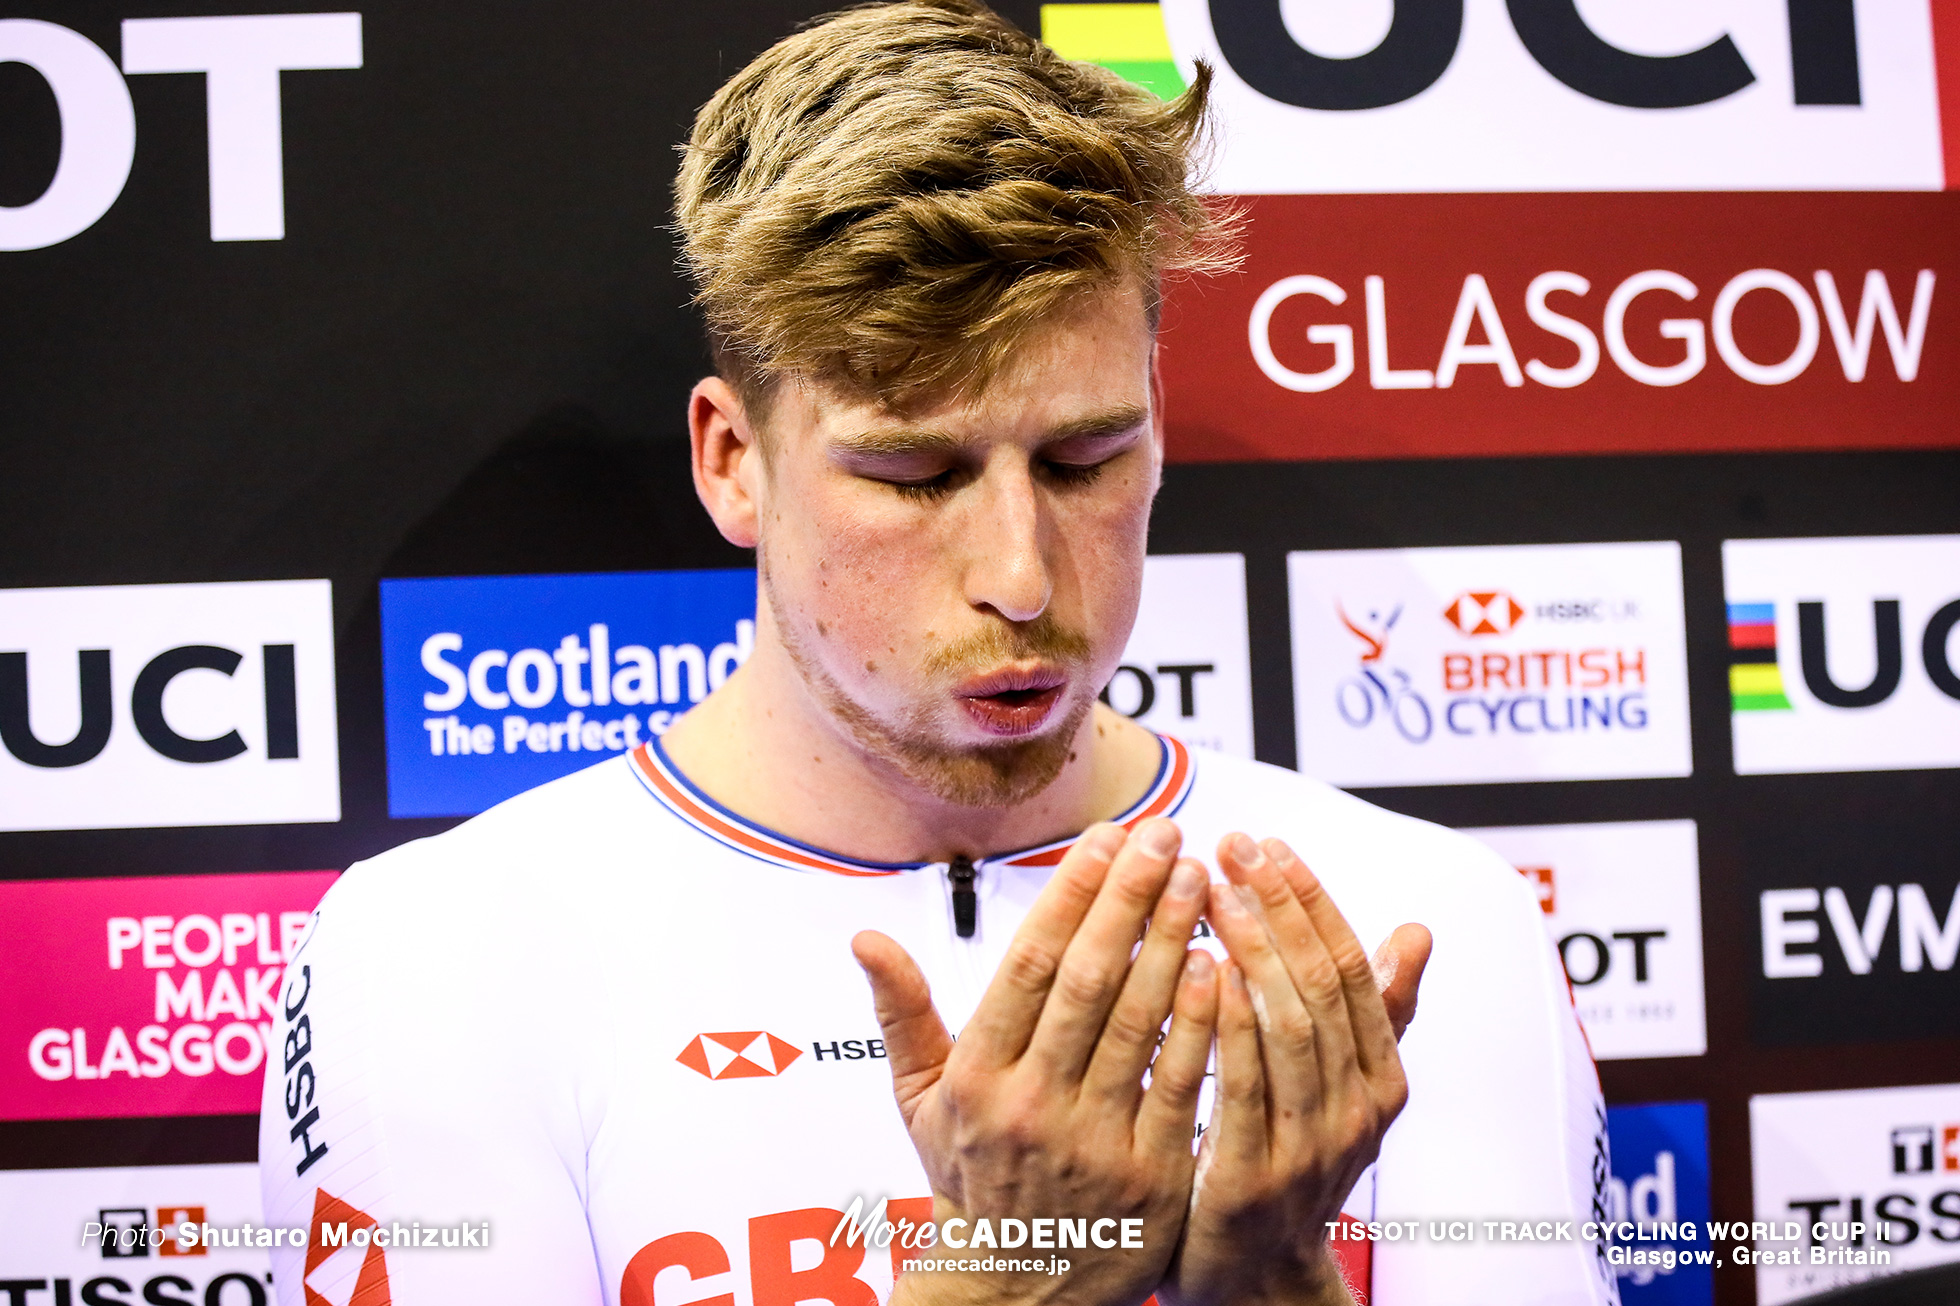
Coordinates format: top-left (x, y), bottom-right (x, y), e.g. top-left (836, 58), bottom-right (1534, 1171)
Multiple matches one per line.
top-left (761, 552), bottom-right (1101, 809)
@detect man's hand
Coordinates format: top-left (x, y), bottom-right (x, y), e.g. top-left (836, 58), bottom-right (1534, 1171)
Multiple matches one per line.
top-left (1161, 835), bottom-right (1433, 1306)
top-left (853, 818), bottom-right (1217, 1306)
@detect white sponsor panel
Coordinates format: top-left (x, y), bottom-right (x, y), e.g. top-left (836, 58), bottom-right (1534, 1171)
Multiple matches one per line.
top-left (0, 1162), bottom-right (270, 1294)
top-left (0, 580), bottom-right (339, 831)
top-left (1463, 820), bottom-right (1706, 1060)
top-left (1108, 553), bottom-right (1255, 757)
top-left (1159, 0), bottom-right (1943, 193)
top-left (1725, 534), bottom-right (1960, 775)
top-left (1750, 1082), bottom-right (1960, 1304)
top-left (1289, 541), bottom-right (1690, 786)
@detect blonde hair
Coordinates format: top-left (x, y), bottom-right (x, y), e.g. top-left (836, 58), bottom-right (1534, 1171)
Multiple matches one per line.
top-left (673, 0), bottom-right (1237, 414)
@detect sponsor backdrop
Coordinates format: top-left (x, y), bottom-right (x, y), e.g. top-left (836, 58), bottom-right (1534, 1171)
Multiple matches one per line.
top-left (0, 1), bottom-right (1955, 1302)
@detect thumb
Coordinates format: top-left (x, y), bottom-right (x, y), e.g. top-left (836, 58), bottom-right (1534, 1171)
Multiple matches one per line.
top-left (1372, 923), bottom-right (1432, 1041)
top-left (852, 930), bottom-right (953, 1124)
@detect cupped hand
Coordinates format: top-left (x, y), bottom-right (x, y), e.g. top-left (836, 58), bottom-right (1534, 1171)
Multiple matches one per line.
top-left (853, 818), bottom-right (1219, 1306)
top-left (1161, 834), bottom-right (1432, 1306)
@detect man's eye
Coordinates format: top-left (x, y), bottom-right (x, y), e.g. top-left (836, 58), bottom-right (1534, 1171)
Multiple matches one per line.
top-left (887, 470), bottom-right (959, 501)
top-left (1041, 460), bottom-right (1108, 488)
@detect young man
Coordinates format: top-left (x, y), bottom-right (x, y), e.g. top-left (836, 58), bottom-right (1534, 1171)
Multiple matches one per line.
top-left (260, 3), bottom-right (1616, 1304)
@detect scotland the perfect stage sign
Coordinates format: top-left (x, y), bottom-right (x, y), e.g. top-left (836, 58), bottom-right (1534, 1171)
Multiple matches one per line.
top-left (380, 570), bottom-right (756, 817)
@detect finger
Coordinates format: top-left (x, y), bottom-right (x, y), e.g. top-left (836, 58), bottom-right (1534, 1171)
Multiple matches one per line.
top-left (1206, 879), bottom-right (1321, 1128)
top-left (1211, 959), bottom-right (1268, 1168)
top-left (958, 822), bottom-right (1128, 1069)
top-left (852, 930), bottom-right (952, 1127)
top-left (1025, 817), bottom-right (1184, 1082)
top-left (1262, 838), bottom-right (1397, 1080)
top-left (1219, 834), bottom-right (1358, 1091)
top-left (1082, 856), bottom-right (1210, 1103)
top-left (1373, 923), bottom-right (1433, 1041)
top-left (1136, 948), bottom-right (1218, 1154)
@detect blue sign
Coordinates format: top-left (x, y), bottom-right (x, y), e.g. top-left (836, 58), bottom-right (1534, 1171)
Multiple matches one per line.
top-left (1606, 1101), bottom-right (1713, 1306)
top-left (380, 570), bottom-right (756, 817)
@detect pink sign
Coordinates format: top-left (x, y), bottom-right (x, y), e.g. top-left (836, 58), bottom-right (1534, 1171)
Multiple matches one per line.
top-left (1, 872), bottom-right (339, 1121)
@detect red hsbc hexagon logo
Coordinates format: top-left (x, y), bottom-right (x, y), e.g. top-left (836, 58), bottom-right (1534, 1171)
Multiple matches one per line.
top-left (1444, 591), bottom-right (1526, 636)
top-left (676, 1031), bottom-right (804, 1080)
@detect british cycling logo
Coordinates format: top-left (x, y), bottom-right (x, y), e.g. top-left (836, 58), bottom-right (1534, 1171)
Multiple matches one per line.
top-left (1334, 584), bottom-right (1653, 749)
top-left (1334, 600), bottom-right (1432, 744)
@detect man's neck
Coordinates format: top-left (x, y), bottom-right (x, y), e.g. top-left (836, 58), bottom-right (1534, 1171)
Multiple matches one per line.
top-left (658, 636), bottom-right (1164, 865)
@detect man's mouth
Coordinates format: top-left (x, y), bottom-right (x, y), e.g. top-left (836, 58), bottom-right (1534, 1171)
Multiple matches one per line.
top-left (954, 666), bottom-right (1069, 737)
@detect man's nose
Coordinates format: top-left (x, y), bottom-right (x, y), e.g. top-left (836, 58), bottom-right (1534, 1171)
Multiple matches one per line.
top-left (962, 461), bottom-right (1052, 624)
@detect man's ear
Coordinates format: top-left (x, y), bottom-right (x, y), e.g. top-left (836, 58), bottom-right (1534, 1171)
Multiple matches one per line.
top-left (690, 376), bottom-right (761, 548)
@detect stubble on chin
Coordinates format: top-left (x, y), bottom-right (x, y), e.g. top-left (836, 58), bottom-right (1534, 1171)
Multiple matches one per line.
top-left (764, 564), bottom-right (1095, 809)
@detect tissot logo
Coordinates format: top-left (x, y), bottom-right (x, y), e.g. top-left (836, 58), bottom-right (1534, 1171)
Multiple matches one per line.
top-left (1443, 590), bottom-right (1524, 636)
top-left (0, 581), bottom-right (338, 832)
top-left (676, 1032), bottom-right (805, 1081)
top-left (0, 1163), bottom-right (271, 1302)
top-left (1890, 1124), bottom-right (1960, 1176)
top-left (1467, 820), bottom-right (1706, 1060)
top-left (1101, 554), bottom-right (1255, 757)
top-left (0, 13), bottom-right (363, 250)
top-left (91, 1203), bottom-right (207, 1258)
top-left (1724, 535), bottom-right (1960, 775)
top-left (1751, 1084), bottom-right (1960, 1304)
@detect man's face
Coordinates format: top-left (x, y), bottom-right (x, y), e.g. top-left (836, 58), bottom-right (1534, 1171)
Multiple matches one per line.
top-left (749, 281), bottom-right (1161, 807)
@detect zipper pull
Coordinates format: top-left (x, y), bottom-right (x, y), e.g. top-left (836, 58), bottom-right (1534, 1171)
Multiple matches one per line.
top-left (948, 854), bottom-right (978, 939)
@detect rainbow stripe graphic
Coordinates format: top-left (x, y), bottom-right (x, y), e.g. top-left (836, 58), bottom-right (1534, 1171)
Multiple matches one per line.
top-left (1041, 4), bottom-right (1187, 99)
top-left (1728, 602), bottom-right (1793, 711)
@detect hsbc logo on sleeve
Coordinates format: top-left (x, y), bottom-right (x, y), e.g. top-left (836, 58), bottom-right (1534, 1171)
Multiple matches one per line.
top-left (0, 581), bottom-right (338, 832)
top-left (1152, 0), bottom-right (1945, 193)
top-left (1751, 1084), bottom-right (1960, 1304)
top-left (1723, 535), bottom-right (1960, 775)
top-left (1465, 820), bottom-right (1707, 1060)
top-left (676, 1032), bottom-right (805, 1081)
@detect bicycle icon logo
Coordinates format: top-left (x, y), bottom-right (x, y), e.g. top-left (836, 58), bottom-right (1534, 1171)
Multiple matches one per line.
top-left (1334, 602), bottom-right (1434, 744)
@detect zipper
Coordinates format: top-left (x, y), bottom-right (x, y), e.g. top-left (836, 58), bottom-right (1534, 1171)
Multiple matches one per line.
top-left (947, 854), bottom-right (978, 939)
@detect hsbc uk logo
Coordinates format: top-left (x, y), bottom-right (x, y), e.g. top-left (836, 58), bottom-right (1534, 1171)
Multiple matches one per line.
top-left (1443, 591), bottom-right (1524, 637)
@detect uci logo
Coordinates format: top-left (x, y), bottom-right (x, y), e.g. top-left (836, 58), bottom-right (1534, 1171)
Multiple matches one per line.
top-left (1208, 0), bottom-right (1862, 112)
top-left (0, 643), bottom-right (298, 768)
top-left (0, 580), bottom-right (338, 833)
top-left (1796, 597), bottom-right (1960, 709)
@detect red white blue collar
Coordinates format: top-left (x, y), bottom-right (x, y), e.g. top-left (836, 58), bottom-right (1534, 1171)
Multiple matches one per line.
top-left (629, 732), bottom-right (1194, 877)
